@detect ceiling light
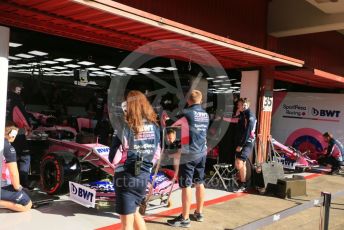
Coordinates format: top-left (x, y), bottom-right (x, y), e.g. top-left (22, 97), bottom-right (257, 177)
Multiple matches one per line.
top-left (100, 65), bottom-right (116, 69)
top-left (93, 71), bottom-right (107, 75)
top-left (64, 64), bottom-right (80, 68)
top-left (54, 58), bottom-right (72, 62)
top-left (15, 64), bottom-right (31, 67)
top-left (230, 86), bottom-right (240, 89)
top-left (138, 68), bottom-right (151, 72)
top-left (140, 71), bottom-right (150, 75)
top-left (234, 82), bottom-right (241, 85)
top-left (216, 75), bottom-right (227, 79)
top-left (52, 66), bottom-right (67, 70)
top-left (126, 72), bottom-right (139, 75)
top-left (28, 50), bottom-right (48, 56)
top-left (9, 42), bottom-right (22, 47)
top-left (78, 61), bottom-right (95, 66)
top-left (273, 88), bottom-right (287, 92)
top-left (105, 70), bottom-right (117, 73)
top-left (213, 80), bottom-right (224, 83)
top-left (206, 77), bottom-right (214, 80)
top-left (118, 67), bottom-right (133, 71)
top-left (9, 56), bottom-right (21, 60)
top-left (165, 67), bottom-right (178, 71)
top-left (42, 60), bottom-right (58, 64)
top-left (222, 83), bottom-right (231, 86)
top-left (218, 88), bottom-right (228, 90)
top-left (152, 69), bottom-right (163, 73)
top-left (87, 67), bottom-right (100, 71)
top-left (15, 53), bottom-right (34, 58)
top-left (28, 62), bottom-right (39, 65)
top-left (42, 68), bottom-right (54, 71)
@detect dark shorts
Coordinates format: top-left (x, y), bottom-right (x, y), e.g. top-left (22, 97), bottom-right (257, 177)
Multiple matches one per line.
top-left (114, 171), bottom-right (149, 215)
top-left (236, 141), bottom-right (254, 161)
top-left (179, 155), bottom-right (206, 188)
top-left (1, 185), bottom-right (31, 206)
top-left (318, 156), bottom-right (341, 170)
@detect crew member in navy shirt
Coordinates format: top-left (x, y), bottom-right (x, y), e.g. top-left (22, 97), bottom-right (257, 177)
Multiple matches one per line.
top-left (234, 98), bottom-right (257, 192)
top-left (109, 90), bottom-right (160, 230)
top-left (167, 90), bottom-right (209, 228)
top-left (1, 122), bottom-right (32, 212)
top-left (319, 132), bottom-right (344, 173)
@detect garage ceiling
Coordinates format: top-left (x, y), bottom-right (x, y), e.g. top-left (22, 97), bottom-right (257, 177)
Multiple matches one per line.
top-left (0, 0), bottom-right (303, 70)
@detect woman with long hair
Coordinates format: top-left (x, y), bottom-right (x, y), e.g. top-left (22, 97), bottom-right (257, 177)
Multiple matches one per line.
top-left (112, 90), bottom-right (160, 230)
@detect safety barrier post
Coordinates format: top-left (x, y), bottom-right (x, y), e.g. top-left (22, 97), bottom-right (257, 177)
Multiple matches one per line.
top-left (321, 192), bottom-right (331, 230)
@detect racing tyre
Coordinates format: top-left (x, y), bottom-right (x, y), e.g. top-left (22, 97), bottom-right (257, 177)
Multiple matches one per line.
top-left (40, 152), bottom-right (81, 194)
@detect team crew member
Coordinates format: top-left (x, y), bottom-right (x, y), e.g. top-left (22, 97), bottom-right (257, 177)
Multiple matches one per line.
top-left (319, 132), bottom-right (344, 173)
top-left (110, 90), bottom-right (160, 230)
top-left (1, 122), bottom-right (32, 212)
top-left (167, 90), bottom-right (209, 228)
top-left (234, 98), bottom-right (257, 192)
top-left (6, 79), bottom-right (32, 188)
top-left (162, 128), bottom-right (181, 171)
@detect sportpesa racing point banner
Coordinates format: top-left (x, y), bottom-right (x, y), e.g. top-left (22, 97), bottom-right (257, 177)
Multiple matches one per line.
top-left (271, 92), bottom-right (344, 153)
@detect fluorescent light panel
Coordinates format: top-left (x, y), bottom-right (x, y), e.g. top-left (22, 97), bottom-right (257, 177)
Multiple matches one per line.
top-left (52, 66), bottom-right (67, 70)
top-left (28, 50), bottom-right (48, 56)
top-left (118, 67), bottom-right (133, 71)
top-left (100, 65), bottom-right (116, 69)
top-left (9, 56), bottom-right (21, 60)
top-left (9, 42), bottom-right (22, 47)
top-left (77, 61), bottom-right (95, 66)
top-left (15, 53), bottom-right (34, 58)
top-left (64, 64), bottom-right (80, 68)
top-left (54, 58), bottom-right (72, 62)
top-left (42, 60), bottom-right (58, 64)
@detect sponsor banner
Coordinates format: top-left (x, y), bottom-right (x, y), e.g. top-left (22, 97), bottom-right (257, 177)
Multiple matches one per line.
top-left (272, 92), bottom-right (344, 151)
top-left (69, 181), bottom-right (96, 208)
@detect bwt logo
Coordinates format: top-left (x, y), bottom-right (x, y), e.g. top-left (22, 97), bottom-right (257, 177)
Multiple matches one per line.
top-left (71, 183), bottom-right (94, 202)
top-left (96, 147), bottom-right (109, 153)
top-left (312, 108), bottom-right (341, 118)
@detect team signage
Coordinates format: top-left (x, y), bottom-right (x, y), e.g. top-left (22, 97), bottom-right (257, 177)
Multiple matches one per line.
top-left (272, 92), bottom-right (344, 149)
top-left (281, 103), bottom-right (341, 122)
top-left (69, 181), bottom-right (96, 208)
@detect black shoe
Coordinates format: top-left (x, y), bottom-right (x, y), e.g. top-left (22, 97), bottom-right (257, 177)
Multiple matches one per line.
top-left (167, 214), bottom-right (191, 228)
top-left (192, 211), bottom-right (204, 222)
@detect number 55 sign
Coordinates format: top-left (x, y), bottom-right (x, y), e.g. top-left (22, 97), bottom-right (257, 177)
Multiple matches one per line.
top-left (263, 96), bottom-right (273, 112)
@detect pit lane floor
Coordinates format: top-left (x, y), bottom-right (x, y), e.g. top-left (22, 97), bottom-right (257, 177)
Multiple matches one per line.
top-left (1, 172), bottom-right (343, 230)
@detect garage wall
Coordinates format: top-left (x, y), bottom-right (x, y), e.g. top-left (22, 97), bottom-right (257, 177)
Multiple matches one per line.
top-left (268, 31), bottom-right (344, 76)
top-left (115, 0), bottom-right (268, 48)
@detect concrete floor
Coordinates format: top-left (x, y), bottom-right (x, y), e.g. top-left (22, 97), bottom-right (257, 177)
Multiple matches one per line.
top-left (1, 173), bottom-right (343, 230)
top-left (145, 174), bottom-right (344, 230)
